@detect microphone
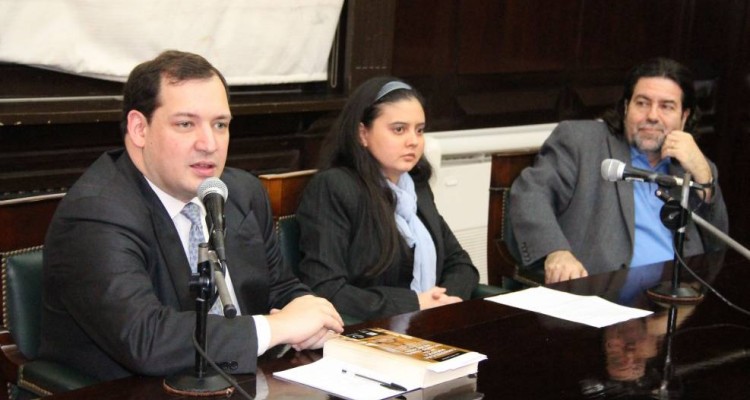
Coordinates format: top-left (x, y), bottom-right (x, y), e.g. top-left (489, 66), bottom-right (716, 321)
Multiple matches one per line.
top-left (197, 178), bottom-right (228, 261)
top-left (197, 178), bottom-right (237, 318)
top-left (600, 159), bottom-right (705, 189)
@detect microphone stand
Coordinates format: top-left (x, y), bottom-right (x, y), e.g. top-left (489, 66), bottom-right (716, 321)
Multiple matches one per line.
top-left (639, 176), bottom-right (750, 399)
top-left (646, 172), bottom-right (704, 305)
top-left (209, 252), bottom-right (237, 318)
top-left (646, 173), bottom-right (750, 306)
top-left (207, 215), bottom-right (238, 318)
top-left (655, 304), bottom-right (682, 399)
top-left (660, 198), bottom-right (750, 260)
top-left (163, 243), bottom-right (233, 396)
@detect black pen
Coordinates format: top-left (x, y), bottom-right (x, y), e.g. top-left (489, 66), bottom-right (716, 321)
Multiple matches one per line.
top-left (341, 369), bottom-right (408, 391)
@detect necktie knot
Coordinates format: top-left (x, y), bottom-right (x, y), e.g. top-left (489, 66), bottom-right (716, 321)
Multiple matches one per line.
top-left (181, 202), bottom-right (202, 226)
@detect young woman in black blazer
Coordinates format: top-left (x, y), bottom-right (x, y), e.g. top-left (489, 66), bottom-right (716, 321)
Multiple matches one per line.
top-left (296, 77), bottom-right (479, 322)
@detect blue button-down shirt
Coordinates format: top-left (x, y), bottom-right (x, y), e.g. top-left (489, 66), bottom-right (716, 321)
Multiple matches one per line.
top-left (629, 147), bottom-right (674, 267)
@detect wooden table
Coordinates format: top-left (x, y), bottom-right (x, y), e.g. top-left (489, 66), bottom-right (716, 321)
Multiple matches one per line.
top-left (46, 250), bottom-right (750, 399)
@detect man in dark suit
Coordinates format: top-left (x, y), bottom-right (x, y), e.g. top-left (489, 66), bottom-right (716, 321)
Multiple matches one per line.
top-left (39, 50), bottom-right (343, 381)
top-left (509, 58), bottom-right (728, 283)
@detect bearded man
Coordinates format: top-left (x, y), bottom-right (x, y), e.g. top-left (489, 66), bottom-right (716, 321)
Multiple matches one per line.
top-left (509, 58), bottom-right (728, 283)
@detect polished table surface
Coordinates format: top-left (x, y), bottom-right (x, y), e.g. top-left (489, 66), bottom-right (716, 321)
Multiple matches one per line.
top-left (47, 251), bottom-right (750, 399)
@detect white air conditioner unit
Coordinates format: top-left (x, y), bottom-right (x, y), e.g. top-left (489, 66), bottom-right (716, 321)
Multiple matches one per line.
top-left (423, 123), bottom-right (557, 284)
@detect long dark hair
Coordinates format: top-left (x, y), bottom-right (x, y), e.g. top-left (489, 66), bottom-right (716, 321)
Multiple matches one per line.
top-left (318, 76), bottom-right (431, 277)
top-left (602, 57), bottom-right (700, 137)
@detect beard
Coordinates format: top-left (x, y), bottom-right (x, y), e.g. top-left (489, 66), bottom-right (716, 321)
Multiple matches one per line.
top-left (629, 124), bottom-right (666, 153)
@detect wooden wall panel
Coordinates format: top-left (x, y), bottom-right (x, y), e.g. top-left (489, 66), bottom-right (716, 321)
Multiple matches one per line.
top-left (0, 111), bottom-right (336, 198)
top-left (577, 0), bottom-right (688, 69)
top-left (391, 0), bottom-right (744, 136)
top-left (702, 0), bottom-right (750, 247)
top-left (392, 0), bottom-right (457, 77)
top-left (391, 0), bottom-right (460, 129)
top-left (457, 0), bottom-right (579, 74)
top-left (343, 0), bottom-right (396, 91)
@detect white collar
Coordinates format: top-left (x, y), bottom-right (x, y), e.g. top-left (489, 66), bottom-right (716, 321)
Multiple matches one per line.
top-left (145, 177), bottom-right (206, 219)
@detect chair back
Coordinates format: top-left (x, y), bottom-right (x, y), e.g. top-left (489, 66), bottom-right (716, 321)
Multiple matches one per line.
top-left (487, 149), bottom-right (543, 287)
top-left (2, 246), bottom-right (44, 360)
top-left (260, 169), bottom-right (317, 219)
top-left (277, 215), bottom-right (303, 276)
top-left (260, 169), bottom-right (316, 270)
top-left (259, 169), bottom-right (317, 273)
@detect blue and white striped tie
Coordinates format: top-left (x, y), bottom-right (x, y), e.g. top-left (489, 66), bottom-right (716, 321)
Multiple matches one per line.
top-left (181, 202), bottom-right (226, 315)
top-left (180, 202), bottom-right (204, 273)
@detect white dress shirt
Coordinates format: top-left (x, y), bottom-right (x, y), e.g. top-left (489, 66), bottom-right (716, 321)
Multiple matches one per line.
top-left (146, 179), bottom-right (271, 355)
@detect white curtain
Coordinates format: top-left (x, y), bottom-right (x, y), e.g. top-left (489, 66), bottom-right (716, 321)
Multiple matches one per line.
top-left (0, 0), bottom-right (344, 85)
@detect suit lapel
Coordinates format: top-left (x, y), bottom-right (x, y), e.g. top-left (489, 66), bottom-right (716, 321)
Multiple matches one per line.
top-left (149, 198), bottom-right (194, 310)
top-left (118, 153), bottom-right (194, 310)
top-left (219, 198), bottom-right (254, 313)
top-left (607, 133), bottom-right (636, 248)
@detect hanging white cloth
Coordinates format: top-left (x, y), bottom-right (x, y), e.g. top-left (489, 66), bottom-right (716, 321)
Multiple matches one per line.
top-left (0, 0), bottom-right (344, 85)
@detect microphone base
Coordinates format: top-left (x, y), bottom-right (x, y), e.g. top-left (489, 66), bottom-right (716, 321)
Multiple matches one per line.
top-left (163, 370), bottom-right (234, 397)
top-left (646, 282), bottom-right (704, 307)
top-left (652, 377), bottom-right (684, 400)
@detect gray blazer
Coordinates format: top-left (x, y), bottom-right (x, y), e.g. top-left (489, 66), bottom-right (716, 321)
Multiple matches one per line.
top-left (509, 120), bottom-right (728, 275)
top-left (296, 168), bottom-right (479, 321)
top-left (40, 149), bottom-right (310, 380)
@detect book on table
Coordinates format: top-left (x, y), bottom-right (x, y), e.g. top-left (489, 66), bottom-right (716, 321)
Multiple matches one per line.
top-left (273, 327), bottom-right (487, 400)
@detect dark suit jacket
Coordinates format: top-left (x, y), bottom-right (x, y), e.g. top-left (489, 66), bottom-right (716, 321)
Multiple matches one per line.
top-left (39, 149), bottom-right (310, 381)
top-left (295, 168), bottom-right (479, 321)
top-left (509, 120), bottom-right (729, 275)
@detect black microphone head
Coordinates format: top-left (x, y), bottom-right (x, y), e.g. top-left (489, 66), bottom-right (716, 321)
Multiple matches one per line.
top-left (601, 159), bottom-right (625, 182)
top-left (197, 177), bottom-right (228, 201)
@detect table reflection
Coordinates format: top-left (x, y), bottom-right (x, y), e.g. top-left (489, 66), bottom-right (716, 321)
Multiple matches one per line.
top-left (577, 250), bottom-right (749, 399)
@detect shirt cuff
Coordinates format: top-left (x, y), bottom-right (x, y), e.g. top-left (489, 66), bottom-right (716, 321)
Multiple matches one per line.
top-left (252, 315), bottom-right (271, 356)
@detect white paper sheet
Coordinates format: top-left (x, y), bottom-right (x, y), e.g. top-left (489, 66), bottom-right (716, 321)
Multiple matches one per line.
top-left (486, 286), bottom-right (653, 328)
top-left (273, 358), bottom-right (415, 400)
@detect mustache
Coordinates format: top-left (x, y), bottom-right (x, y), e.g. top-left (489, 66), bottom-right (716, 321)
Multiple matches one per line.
top-left (636, 123), bottom-right (666, 132)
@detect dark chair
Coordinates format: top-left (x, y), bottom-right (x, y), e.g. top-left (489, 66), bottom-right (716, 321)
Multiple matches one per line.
top-left (1, 246), bottom-right (98, 399)
top-left (487, 150), bottom-right (545, 289)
